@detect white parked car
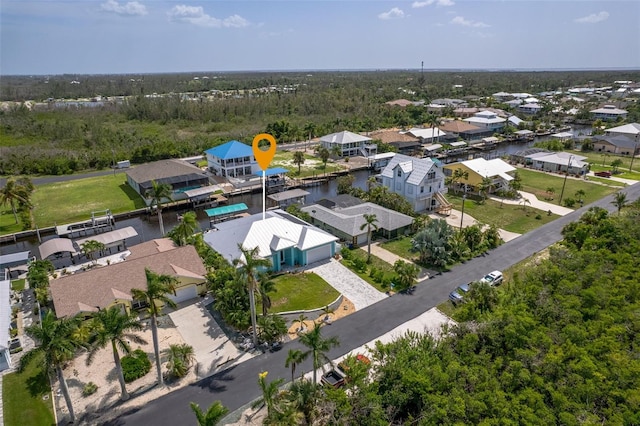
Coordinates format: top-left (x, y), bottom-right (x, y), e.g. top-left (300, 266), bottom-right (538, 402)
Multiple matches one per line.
top-left (480, 270), bottom-right (503, 286)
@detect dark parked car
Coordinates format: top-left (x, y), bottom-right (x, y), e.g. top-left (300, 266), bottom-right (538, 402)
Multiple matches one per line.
top-left (449, 283), bottom-right (471, 305)
top-left (594, 171), bottom-right (612, 178)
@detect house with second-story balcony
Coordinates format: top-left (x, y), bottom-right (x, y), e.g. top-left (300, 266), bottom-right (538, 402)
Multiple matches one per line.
top-left (443, 158), bottom-right (516, 194)
top-left (205, 140), bottom-right (261, 178)
top-left (380, 154), bottom-right (449, 213)
top-left (590, 105), bottom-right (628, 121)
top-left (463, 110), bottom-right (507, 132)
top-left (319, 131), bottom-right (376, 157)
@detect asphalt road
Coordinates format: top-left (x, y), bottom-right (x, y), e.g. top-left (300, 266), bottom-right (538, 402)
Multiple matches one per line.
top-left (99, 183), bottom-right (640, 426)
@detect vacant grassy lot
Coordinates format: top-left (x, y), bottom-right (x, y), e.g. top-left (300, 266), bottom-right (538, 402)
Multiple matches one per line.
top-left (268, 272), bottom-right (339, 313)
top-left (30, 174), bottom-right (146, 229)
top-left (380, 236), bottom-right (416, 262)
top-left (517, 168), bottom-right (617, 206)
top-left (447, 194), bottom-right (560, 234)
top-left (272, 150), bottom-right (346, 178)
top-left (340, 248), bottom-right (396, 292)
top-left (574, 150), bottom-right (640, 173)
top-left (2, 353), bottom-right (55, 426)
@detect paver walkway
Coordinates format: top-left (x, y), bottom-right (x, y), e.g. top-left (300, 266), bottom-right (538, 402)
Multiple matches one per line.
top-left (169, 298), bottom-right (254, 379)
top-left (308, 259), bottom-right (386, 311)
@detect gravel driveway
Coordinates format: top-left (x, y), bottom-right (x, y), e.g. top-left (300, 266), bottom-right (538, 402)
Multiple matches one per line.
top-left (307, 259), bottom-right (386, 311)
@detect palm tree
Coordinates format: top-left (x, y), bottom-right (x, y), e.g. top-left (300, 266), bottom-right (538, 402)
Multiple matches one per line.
top-left (165, 343), bottom-right (196, 378)
top-left (393, 260), bottom-right (420, 291)
top-left (292, 151), bottom-right (305, 175)
top-left (81, 239), bottom-right (105, 264)
top-left (478, 176), bottom-right (494, 203)
top-left (450, 168), bottom-right (469, 194)
top-left (295, 314), bottom-right (308, 333)
top-left (317, 147), bottom-right (330, 170)
top-left (21, 311), bottom-right (85, 423)
top-left (285, 349), bottom-right (308, 383)
top-left (611, 158), bottom-right (623, 174)
top-left (148, 180), bottom-right (173, 235)
top-left (257, 272), bottom-right (276, 316)
top-left (299, 325), bottom-right (339, 385)
top-left (319, 305), bottom-right (335, 323)
top-left (190, 401), bottom-right (228, 426)
top-left (303, 122), bottom-right (316, 151)
top-left (612, 192), bottom-right (628, 214)
top-left (131, 268), bottom-right (178, 386)
top-left (87, 307), bottom-right (146, 400)
top-left (330, 144), bottom-right (342, 160)
top-left (359, 213), bottom-right (379, 263)
top-left (425, 113), bottom-right (441, 144)
top-left (169, 211), bottom-right (199, 246)
top-left (253, 371), bottom-right (285, 419)
top-left (0, 177), bottom-right (30, 224)
top-left (519, 197), bottom-right (531, 212)
top-left (234, 245), bottom-right (272, 348)
top-left (574, 189), bottom-right (586, 204)
top-left (366, 176), bottom-right (377, 192)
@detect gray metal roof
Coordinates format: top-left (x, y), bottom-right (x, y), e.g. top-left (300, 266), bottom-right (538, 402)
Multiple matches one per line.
top-left (126, 159), bottom-right (208, 186)
top-left (39, 238), bottom-right (77, 260)
top-left (75, 226), bottom-right (138, 248)
top-left (301, 202), bottom-right (413, 237)
top-left (593, 135), bottom-right (638, 149)
top-left (380, 154), bottom-right (437, 186)
top-left (267, 189), bottom-right (310, 202)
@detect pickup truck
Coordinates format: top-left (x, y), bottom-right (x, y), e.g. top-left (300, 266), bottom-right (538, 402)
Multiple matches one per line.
top-left (594, 171), bottom-right (612, 178)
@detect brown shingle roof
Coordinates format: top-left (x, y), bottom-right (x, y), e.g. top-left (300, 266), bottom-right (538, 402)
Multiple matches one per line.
top-left (385, 99), bottom-right (413, 107)
top-left (439, 120), bottom-right (483, 133)
top-left (50, 242), bottom-right (206, 318)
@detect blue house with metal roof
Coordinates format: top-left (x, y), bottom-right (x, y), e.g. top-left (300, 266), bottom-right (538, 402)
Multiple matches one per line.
top-left (205, 140), bottom-right (261, 178)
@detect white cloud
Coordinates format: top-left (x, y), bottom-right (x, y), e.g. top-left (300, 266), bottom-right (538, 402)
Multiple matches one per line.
top-left (100, 0), bottom-right (147, 16)
top-left (378, 7), bottom-right (405, 20)
top-left (450, 16), bottom-right (490, 28)
top-left (412, 0), bottom-right (454, 8)
top-left (574, 11), bottom-right (609, 24)
top-left (168, 5), bottom-right (249, 28)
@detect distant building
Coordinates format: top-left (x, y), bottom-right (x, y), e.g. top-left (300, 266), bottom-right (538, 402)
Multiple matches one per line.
top-left (368, 129), bottom-right (421, 155)
top-left (404, 127), bottom-right (447, 144)
top-left (590, 105), bottom-right (628, 121)
top-left (443, 158), bottom-right (515, 194)
top-left (463, 110), bottom-right (506, 131)
top-left (592, 135), bottom-right (640, 156)
top-left (319, 131), bottom-right (376, 157)
top-left (439, 120), bottom-right (493, 140)
top-left (518, 103), bottom-right (542, 115)
top-left (604, 122), bottom-right (640, 138)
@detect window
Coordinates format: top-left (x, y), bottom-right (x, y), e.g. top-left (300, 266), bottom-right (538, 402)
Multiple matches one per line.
top-left (420, 186), bottom-right (424, 193)
top-left (427, 171), bottom-right (436, 180)
top-left (429, 186), bottom-right (432, 193)
top-left (397, 169), bottom-right (401, 177)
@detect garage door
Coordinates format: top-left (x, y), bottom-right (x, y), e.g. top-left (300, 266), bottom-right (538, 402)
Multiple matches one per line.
top-left (306, 245), bottom-right (331, 265)
top-left (168, 285), bottom-right (198, 304)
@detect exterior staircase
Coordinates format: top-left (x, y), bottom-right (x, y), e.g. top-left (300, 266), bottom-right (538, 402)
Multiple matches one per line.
top-left (434, 192), bottom-right (452, 216)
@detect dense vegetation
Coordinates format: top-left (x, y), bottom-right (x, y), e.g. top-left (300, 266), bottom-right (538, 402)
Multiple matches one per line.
top-left (2, 70), bottom-right (639, 175)
top-left (259, 200), bottom-right (640, 424)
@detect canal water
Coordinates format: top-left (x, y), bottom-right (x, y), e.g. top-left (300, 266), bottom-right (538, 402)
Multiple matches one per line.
top-left (1, 125), bottom-right (594, 262)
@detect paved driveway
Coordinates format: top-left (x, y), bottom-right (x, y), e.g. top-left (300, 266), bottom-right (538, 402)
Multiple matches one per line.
top-left (169, 298), bottom-right (254, 379)
top-left (308, 259), bottom-right (387, 310)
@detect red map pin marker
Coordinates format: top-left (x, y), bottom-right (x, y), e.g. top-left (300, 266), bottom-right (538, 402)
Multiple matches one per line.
top-left (252, 133), bottom-right (277, 171)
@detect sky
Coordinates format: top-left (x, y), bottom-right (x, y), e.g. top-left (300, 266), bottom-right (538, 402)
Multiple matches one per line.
top-left (1, 0), bottom-right (639, 75)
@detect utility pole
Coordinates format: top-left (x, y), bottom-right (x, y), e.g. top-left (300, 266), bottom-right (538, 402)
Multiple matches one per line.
top-left (630, 133), bottom-right (638, 172)
top-left (559, 155), bottom-right (574, 205)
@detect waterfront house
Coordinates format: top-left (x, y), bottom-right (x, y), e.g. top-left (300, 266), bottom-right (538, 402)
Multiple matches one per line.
top-left (203, 210), bottom-right (339, 271)
top-left (50, 240), bottom-right (208, 318)
top-left (368, 129), bottom-right (421, 155)
top-left (126, 159), bottom-right (211, 205)
top-left (379, 154), bottom-right (448, 212)
top-left (439, 120), bottom-right (493, 140)
top-left (604, 122), bottom-right (640, 138)
top-left (463, 110), bottom-right (507, 132)
top-left (518, 103), bottom-right (542, 115)
top-left (301, 199), bottom-right (413, 247)
top-left (319, 131), bottom-right (376, 157)
top-left (590, 105), bottom-right (628, 121)
top-left (405, 127), bottom-right (447, 144)
top-left (443, 158), bottom-right (515, 194)
top-left (524, 151), bottom-right (589, 176)
top-left (592, 135), bottom-right (640, 156)
top-left (205, 140), bottom-right (261, 178)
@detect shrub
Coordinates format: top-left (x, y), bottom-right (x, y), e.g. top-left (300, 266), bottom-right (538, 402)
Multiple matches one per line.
top-left (82, 382), bottom-right (98, 397)
top-left (535, 214), bottom-right (542, 220)
top-left (564, 198), bottom-right (576, 208)
top-left (121, 349), bottom-right (152, 383)
top-left (340, 247), bottom-right (352, 261)
top-left (369, 267), bottom-right (378, 278)
top-left (352, 257), bottom-right (367, 272)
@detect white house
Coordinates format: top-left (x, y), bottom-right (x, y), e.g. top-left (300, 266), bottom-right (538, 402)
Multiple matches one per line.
top-left (205, 140), bottom-right (261, 178)
top-left (525, 152), bottom-right (589, 175)
top-left (463, 110), bottom-right (506, 131)
top-left (518, 103), bottom-right (542, 115)
top-left (604, 122), bottom-right (640, 138)
top-left (380, 154), bottom-right (447, 212)
top-left (404, 127), bottom-right (447, 143)
top-left (590, 105), bottom-right (628, 121)
top-left (319, 131), bottom-right (375, 157)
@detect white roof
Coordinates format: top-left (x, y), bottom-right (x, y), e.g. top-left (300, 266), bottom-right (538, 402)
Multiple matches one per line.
top-left (524, 97), bottom-right (540, 103)
top-left (449, 141), bottom-right (467, 147)
top-left (520, 103), bottom-right (541, 109)
top-left (76, 227), bottom-right (138, 248)
top-left (551, 132), bottom-right (573, 139)
top-left (405, 127), bottom-right (446, 139)
top-left (590, 106), bottom-right (628, 114)
top-left (319, 130), bottom-right (372, 145)
top-left (604, 122), bottom-right (640, 136)
top-left (423, 144), bottom-right (443, 151)
top-left (515, 130), bottom-right (534, 135)
top-left (39, 238), bottom-right (77, 260)
top-left (508, 116), bottom-right (524, 126)
top-left (526, 152), bottom-right (587, 168)
top-left (369, 152), bottom-right (396, 160)
top-left (459, 158), bottom-right (516, 181)
top-left (464, 111), bottom-right (506, 125)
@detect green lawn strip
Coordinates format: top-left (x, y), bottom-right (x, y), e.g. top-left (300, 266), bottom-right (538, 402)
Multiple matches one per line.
top-left (379, 236), bottom-right (417, 262)
top-left (516, 168), bottom-right (617, 206)
top-left (2, 353), bottom-right (55, 426)
top-left (340, 248), bottom-right (395, 293)
top-left (31, 174), bottom-right (146, 228)
top-left (11, 279), bottom-right (26, 291)
top-left (586, 176), bottom-right (626, 187)
top-left (437, 301), bottom-right (456, 318)
top-left (272, 151), bottom-right (347, 178)
top-left (572, 150), bottom-right (640, 173)
top-left (447, 193), bottom-right (559, 234)
top-left (0, 211), bottom-right (23, 235)
top-left (267, 272), bottom-right (339, 313)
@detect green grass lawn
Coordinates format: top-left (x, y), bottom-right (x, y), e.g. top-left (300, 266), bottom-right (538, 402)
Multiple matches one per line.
top-left (447, 193), bottom-right (560, 234)
top-left (30, 174), bottom-right (146, 229)
top-left (272, 150), bottom-right (346, 178)
top-left (0, 211), bottom-right (23, 235)
top-left (267, 272), bottom-right (340, 313)
top-left (380, 236), bottom-right (416, 262)
top-left (11, 279), bottom-right (26, 291)
top-left (340, 248), bottom-right (396, 293)
top-left (2, 353), bottom-right (55, 426)
top-left (573, 150), bottom-right (640, 173)
top-left (517, 168), bottom-right (617, 206)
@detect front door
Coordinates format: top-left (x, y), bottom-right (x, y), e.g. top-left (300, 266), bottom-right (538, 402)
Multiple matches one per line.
top-left (279, 250), bottom-right (285, 265)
